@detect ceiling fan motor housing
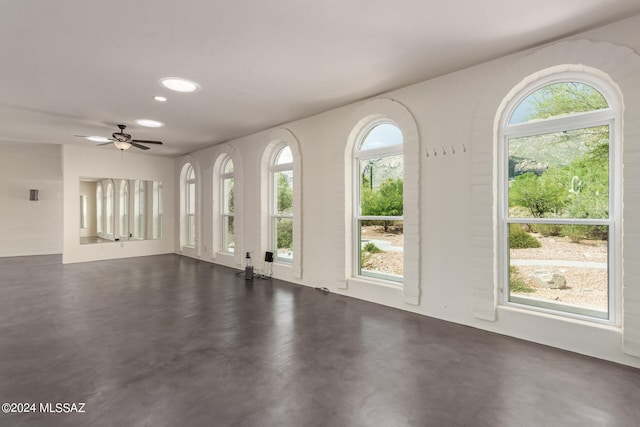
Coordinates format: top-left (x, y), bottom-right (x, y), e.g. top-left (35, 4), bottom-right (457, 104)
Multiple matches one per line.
top-left (112, 132), bottom-right (132, 142)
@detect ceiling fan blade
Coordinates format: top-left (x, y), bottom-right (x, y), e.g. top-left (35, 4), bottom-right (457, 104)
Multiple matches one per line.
top-left (96, 142), bottom-right (113, 146)
top-left (75, 134), bottom-right (115, 142)
top-left (131, 139), bottom-right (163, 145)
top-left (131, 143), bottom-right (151, 150)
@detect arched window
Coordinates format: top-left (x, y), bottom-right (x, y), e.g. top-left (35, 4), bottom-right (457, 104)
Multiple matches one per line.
top-left (152, 181), bottom-right (163, 239)
top-left (185, 164), bottom-right (196, 247)
top-left (499, 74), bottom-right (620, 322)
top-left (96, 183), bottom-right (103, 236)
top-left (106, 181), bottom-right (114, 237)
top-left (269, 145), bottom-right (293, 262)
top-left (119, 180), bottom-right (129, 240)
top-left (354, 122), bottom-right (404, 283)
top-left (133, 180), bottom-right (146, 240)
top-left (220, 157), bottom-right (235, 253)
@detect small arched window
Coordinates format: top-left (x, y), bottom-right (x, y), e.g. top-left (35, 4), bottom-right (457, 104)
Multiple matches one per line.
top-left (500, 74), bottom-right (620, 322)
top-left (119, 180), bottom-right (129, 239)
top-left (106, 181), bottom-right (114, 237)
top-left (133, 180), bottom-right (145, 240)
top-left (152, 181), bottom-right (163, 239)
top-left (185, 164), bottom-right (196, 247)
top-left (269, 145), bottom-right (293, 262)
top-left (220, 157), bottom-right (235, 253)
top-left (354, 122), bottom-right (404, 282)
top-left (96, 183), bottom-right (103, 235)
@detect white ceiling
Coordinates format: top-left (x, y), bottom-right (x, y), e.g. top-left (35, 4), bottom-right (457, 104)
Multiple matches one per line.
top-left (1, 0), bottom-right (639, 157)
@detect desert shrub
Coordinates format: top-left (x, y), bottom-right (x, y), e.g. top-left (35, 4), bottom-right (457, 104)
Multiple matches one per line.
top-left (363, 242), bottom-right (382, 253)
top-left (360, 251), bottom-right (371, 267)
top-left (560, 224), bottom-right (608, 242)
top-left (360, 242), bottom-right (382, 268)
top-left (509, 266), bottom-right (535, 293)
top-left (529, 223), bottom-right (562, 237)
top-left (509, 224), bottom-right (541, 249)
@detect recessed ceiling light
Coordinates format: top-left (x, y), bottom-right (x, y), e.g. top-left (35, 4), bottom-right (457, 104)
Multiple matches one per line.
top-left (154, 96), bottom-right (167, 102)
top-left (160, 77), bottom-right (200, 93)
top-left (136, 119), bottom-right (164, 128)
top-left (86, 136), bottom-right (111, 143)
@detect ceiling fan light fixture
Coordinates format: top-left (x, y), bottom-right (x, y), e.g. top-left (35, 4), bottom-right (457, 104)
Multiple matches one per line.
top-left (113, 140), bottom-right (132, 151)
top-left (136, 119), bottom-right (164, 128)
top-left (160, 77), bottom-right (200, 93)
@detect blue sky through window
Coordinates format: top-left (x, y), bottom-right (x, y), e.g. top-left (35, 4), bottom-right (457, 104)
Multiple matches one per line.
top-left (361, 123), bottom-right (403, 150)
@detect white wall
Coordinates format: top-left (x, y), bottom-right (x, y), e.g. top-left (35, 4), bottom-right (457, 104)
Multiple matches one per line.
top-left (176, 16), bottom-right (640, 368)
top-left (0, 142), bottom-right (62, 256)
top-left (63, 145), bottom-right (175, 263)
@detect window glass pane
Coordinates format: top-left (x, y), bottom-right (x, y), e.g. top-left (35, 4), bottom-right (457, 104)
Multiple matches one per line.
top-left (134, 181), bottom-right (145, 240)
top-left (224, 159), bottom-right (234, 174)
top-left (360, 123), bottom-right (403, 151)
top-left (152, 182), bottom-right (161, 240)
top-left (96, 186), bottom-right (103, 234)
top-left (223, 178), bottom-right (234, 214)
top-left (106, 183), bottom-right (113, 235)
top-left (119, 182), bottom-right (128, 237)
top-left (188, 182), bottom-right (195, 214)
top-left (508, 125), bottom-right (609, 219)
top-left (274, 217), bottom-right (293, 261)
top-left (359, 155), bottom-right (403, 216)
top-left (508, 223), bottom-right (608, 319)
top-left (359, 220), bottom-right (403, 281)
top-left (275, 146), bottom-right (292, 165)
top-left (223, 215), bottom-right (234, 252)
top-left (188, 215), bottom-right (195, 246)
top-left (187, 166), bottom-right (195, 180)
top-left (509, 82), bottom-right (608, 125)
top-left (80, 195), bottom-right (87, 229)
top-left (274, 171), bottom-right (293, 215)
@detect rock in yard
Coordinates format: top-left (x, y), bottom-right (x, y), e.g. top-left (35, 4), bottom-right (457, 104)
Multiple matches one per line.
top-left (528, 270), bottom-right (567, 289)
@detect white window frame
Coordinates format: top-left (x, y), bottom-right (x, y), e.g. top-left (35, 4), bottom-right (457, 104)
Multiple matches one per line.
top-left (220, 156), bottom-right (235, 254)
top-left (353, 120), bottom-right (404, 284)
top-left (269, 144), bottom-right (294, 263)
top-left (498, 72), bottom-right (621, 325)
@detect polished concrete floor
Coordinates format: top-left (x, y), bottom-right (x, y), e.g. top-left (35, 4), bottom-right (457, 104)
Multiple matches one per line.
top-left (0, 254), bottom-right (639, 427)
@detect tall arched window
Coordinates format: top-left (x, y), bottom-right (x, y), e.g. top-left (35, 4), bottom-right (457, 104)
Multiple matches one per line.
top-left (220, 157), bottom-right (235, 253)
top-left (499, 73), bottom-right (620, 322)
top-left (152, 181), bottom-right (163, 239)
top-left (133, 180), bottom-right (145, 240)
top-left (106, 181), bottom-right (114, 237)
top-left (96, 183), bottom-right (103, 236)
top-left (270, 145), bottom-right (293, 262)
top-left (185, 164), bottom-right (196, 247)
top-left (119, 180), bottom-right (129, 239)
top-left (354, 122), bottom-right (404, 283)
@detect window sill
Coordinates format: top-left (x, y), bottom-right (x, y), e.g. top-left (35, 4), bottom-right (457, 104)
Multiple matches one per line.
top-left (348, 275), bottom-right (403, 290)
top-left (497, 303), bottom-right (620, 329)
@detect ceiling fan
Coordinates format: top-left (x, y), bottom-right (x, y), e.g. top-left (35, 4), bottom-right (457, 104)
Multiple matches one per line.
top-left (75, 124), bottom-right (163, 151)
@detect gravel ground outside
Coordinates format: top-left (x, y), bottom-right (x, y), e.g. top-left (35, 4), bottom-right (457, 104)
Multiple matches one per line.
top-left (510, 234), bottom-right (608, 310)
top-left (361, 226), bottom-right (404, 276)
top-left (360, 227), bottom-right (608, 310)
